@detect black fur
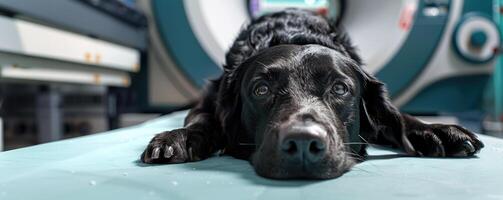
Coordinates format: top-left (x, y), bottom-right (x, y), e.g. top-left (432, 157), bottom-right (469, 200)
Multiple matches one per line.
top-left (141, 9), bottom-right (483, 179)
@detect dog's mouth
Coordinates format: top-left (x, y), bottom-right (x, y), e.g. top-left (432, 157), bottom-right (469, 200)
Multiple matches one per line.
top-left (251, 146), bottom-right (356, 179)
top-left (249, 121), bottom-right (357, 179)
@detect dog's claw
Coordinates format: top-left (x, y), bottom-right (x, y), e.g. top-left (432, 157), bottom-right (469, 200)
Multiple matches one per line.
top-left (463, 140), bottom-right (476, 154)
top-left (164, 145), bottom-right (174, 158)
top-left (152, 147), bottom-right (161, 159)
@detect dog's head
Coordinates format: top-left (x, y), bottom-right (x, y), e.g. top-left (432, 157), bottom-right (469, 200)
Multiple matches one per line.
top-left (241, 44), bottom-right (368, 179)
top-left (216, 10), bottom-right (402, 179)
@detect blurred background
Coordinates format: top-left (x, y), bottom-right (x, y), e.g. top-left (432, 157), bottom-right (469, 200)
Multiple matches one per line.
top-left (0, 0), bottom-right (502, 151)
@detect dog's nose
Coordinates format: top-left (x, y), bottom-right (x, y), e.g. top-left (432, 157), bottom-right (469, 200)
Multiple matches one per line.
top-left (279, 122), bottom-right (327, 162)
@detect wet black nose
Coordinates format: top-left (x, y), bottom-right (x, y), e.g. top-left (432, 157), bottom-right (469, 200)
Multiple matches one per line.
top-left (279, 123), bottom-right (327, 162)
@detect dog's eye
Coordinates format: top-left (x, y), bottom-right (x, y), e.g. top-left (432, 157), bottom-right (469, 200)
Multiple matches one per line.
top-left (334, 83), bottom-right (348, 95)
top-left (254, 84), bottom-right (270, 97)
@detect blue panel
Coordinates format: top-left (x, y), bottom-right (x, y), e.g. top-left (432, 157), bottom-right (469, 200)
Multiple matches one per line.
top-left (401, 75), bottom-right (490, 113)
top-left (497, 0), bottom-right (503, 117)
top-left (152, 0), bottom-right (222, 88)
top-left (497, 58), bottom-right (503, 117)
top-left (376, 1), bottom-right (450, 98)
top-left (462, 0), bottom-right (494, 16)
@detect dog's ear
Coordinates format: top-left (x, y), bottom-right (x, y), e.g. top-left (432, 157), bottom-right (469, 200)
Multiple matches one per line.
top-left (352, 67), bottom-right (415, 154)
top-left (215, 73), bottom-right (241, 144)
top-left (215, 64), bottom-right (255, 159)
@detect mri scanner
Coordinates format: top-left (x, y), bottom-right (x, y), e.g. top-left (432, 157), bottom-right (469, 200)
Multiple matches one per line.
top-left (139, 0), bottom-right (501, 113)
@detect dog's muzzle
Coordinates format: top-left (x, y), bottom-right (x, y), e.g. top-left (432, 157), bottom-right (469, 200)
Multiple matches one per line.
top-left (278, 117), bottom-right (329, 166)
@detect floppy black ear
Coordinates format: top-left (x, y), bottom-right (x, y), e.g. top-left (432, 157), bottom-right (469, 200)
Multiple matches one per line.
top-left (354, 67), bottom-right (416, 154)
top-left (215, 65), bottom-right (255, 159)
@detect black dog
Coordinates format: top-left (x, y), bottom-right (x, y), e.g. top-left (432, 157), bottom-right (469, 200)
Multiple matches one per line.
top-left (141, 10), bottom-right (483, 179)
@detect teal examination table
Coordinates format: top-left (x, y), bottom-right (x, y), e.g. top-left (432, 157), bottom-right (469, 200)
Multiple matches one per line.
top-left (0, 111), bottom-right (502, 200)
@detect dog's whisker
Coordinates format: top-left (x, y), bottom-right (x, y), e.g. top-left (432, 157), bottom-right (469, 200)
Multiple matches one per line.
top-left (343, 142), bottom-right (381, 147)
top-left (344, 151), bottom-right (382, 169)
top-left (347, 154), bottom-right (364, 160)
top-left (343, 142), bottom-right (370, 145)
top-left (343, 151), bottom-right (365, 160)
top-left (358, 135), bottom-right (382, 147)
top-left (351, 157), bottom-right (365, 162)
top-left (352, 164), bottom-right (385, 176)
top-left (358, 134), bottom-right (371, 143)
top-left (350, 166), bottom-right (373, 174)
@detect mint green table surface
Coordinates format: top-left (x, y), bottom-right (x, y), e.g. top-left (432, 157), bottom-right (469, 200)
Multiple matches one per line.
top-left (1, 111), bottom-right (502, 200)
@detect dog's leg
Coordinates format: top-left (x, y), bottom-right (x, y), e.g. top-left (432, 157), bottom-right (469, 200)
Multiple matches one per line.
top-left (356, 67), bottom-right (483, 157)
top-left (398, 114), bottom-right (484, 157)
top-left (363, 96), bottom-right (484, 157)
top-left (141, 81), bottom-right (225, 164)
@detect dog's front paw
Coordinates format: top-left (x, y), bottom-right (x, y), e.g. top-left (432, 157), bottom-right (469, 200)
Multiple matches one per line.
top-left (407, 124), bottom-right (484, 157)
top-left (141, 128), bottom-right (204, 164)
